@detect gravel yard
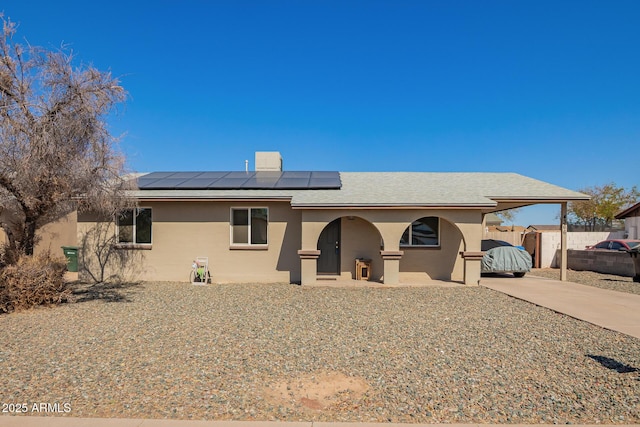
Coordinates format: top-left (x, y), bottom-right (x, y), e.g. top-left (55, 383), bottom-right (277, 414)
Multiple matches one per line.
top-left (531, 268), bottom-right (640, 295)
top-left (1, 281), bottom-right (639, 423)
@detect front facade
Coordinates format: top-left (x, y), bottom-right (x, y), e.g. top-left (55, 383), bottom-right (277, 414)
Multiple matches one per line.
top-left (77, 158), bottom-right (588, 285)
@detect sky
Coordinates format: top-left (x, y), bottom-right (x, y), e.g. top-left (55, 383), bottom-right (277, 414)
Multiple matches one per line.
top-left (2, 1), bottom-right (639, 225)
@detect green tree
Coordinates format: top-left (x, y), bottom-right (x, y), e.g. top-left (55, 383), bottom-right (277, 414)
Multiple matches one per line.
top-left (568, 183), bottom-right (639, 231)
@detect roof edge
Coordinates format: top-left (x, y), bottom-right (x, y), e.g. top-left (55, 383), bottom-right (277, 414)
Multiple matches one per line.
top-left (615, 201), bottom-right (640, 219)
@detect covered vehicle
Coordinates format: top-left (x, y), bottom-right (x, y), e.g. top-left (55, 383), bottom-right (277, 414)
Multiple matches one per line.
top-left (481, 239), bottom-right (532, 278)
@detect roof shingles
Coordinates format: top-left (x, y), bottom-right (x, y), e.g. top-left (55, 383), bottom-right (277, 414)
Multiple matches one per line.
top-left (132, 172), bottom-right (588, 207)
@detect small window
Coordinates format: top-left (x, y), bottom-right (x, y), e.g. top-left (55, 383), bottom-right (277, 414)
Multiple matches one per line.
top-left (610, 242), bottom-right (624, 251)
top-left (400, 216), bottom-right (439, 247)
top-left (231, 208), bottom-right (268, 245)
top-left (117, 208), bottom-right (152, 244)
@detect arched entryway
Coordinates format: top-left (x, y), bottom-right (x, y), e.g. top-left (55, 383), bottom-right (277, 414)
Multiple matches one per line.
top-left (316, 216), bottom-right (384, 280)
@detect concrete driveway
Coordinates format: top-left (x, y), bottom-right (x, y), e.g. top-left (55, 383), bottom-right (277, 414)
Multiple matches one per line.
top-left (480, 274), bottom-right (640, 339)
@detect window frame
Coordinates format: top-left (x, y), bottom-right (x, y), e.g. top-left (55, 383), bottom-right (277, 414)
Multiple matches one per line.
top-left (400, 216), bottom-right (441, 248)
top-left (116, 207), bottom-right (153, 247)
top-left (229, 207), bottom-right (269, 249)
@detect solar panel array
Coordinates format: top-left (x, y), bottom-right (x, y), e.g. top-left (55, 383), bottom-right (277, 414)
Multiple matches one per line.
top-left (137, 171), bottom-right (342, 190)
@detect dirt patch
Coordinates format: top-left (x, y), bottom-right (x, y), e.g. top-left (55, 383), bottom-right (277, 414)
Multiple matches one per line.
top-left (263, 371), bottom-right (370, 411)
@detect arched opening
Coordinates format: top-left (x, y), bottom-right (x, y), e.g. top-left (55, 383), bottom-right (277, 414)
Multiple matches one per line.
top-left (316, 216), bottom-right (384, 280)
top-left (398, 215), bottom-right (465, 282)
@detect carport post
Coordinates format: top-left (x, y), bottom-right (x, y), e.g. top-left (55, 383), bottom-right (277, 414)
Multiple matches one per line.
top-left (560, 202), bottom-right (568, 281)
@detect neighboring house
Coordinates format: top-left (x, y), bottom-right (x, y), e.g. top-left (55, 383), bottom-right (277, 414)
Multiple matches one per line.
top-left (77, 152), bottom-right (589, 286)
top-left (485, 213), bottom-right (503, 227)
top-left (616, 202), bottom-right (640, 239)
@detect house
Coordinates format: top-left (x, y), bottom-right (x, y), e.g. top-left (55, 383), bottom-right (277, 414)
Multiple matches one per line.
top-left (485, 213), bottom-right (503, 227)
top-left (616, 202), bottom-right (640, 239)
top-left (77, 152), bottom-right (589, 285)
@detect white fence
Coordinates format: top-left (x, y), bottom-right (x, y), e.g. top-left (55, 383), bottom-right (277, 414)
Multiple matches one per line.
top-left (540, 231), bottom-right (625, 268)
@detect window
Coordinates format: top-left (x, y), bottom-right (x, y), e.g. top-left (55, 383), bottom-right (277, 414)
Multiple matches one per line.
top-left (231, 207), bottom-right (268, 246)
top-left (117, 208), bottom-right (152, 244)
top-left (611, 242), bottom-right (624, 251)
top-left (400, 216), bottom-right (439, 247)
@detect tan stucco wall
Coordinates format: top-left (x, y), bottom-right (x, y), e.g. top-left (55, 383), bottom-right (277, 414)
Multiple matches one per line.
top-left (0, 210), bottom-right (77, 258)
top-left (78, 203), bottom-right (483, 284)
top-left (340, 217), bottom-right (384, 280)
top-left (399, 219), bottom-right (465, 281)
top-left (78, 201), bottom-right (301, 283)
top-left (35, 211), bottom-right (78, 256)
top-left (301, 209), bottom-right (482, 284)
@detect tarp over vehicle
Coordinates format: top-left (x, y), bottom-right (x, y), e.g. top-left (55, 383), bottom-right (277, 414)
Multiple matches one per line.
top-left (481, 246), bottom-right (532, 273)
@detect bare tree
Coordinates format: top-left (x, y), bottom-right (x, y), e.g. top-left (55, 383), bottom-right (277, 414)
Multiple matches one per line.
top-left (79, 219), bottom-right (144, 284)
top-left (496, 208), bottom-right (521, 225)
top-left (0, 16), bottom-right (130, 260)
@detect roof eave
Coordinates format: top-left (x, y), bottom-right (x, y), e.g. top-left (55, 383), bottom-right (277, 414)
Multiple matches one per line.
top-left (615, 202), bottom-right (640, 219)
top-left (290, 203), bottom-right (497, 209)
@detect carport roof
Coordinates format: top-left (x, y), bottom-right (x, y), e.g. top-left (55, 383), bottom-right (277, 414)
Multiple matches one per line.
top-left (131, 172), bottom-right (589, 208)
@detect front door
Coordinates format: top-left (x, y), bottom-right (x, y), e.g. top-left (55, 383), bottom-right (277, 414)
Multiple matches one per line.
top-left (317, 219), bottom-right (341, 275)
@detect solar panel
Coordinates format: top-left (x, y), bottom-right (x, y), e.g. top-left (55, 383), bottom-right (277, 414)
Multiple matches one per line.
top-left (209, 177), bottom-right (252, 188)
top-left (174, 178), bottom-right (221, 188)
top-left (198, 172), bottom-right (230, 179)
top-left (143, 172), bottom-right (177, 178)
top-left (225, 171), bottom-right (255, 179)
top-left (142, 177), bottom-right (191, 188)
top-left (167, 172), bottom-right (204, 178)
top-left (274, 177), bottom-right (310, 189)
top-left (281, 171), bottom-right (312, 179)
top-left (241, 176), bottom-right (280, 188)
top-left (137, 171), bottom-right (341, 190)
top-left (310, 171), bottom-right (338, 178)
top-left (309, 177), bottom-right (342, 188)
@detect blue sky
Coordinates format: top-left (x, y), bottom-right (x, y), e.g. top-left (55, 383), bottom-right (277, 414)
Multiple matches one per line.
top-left (3, 1), bottom-right (639, 225)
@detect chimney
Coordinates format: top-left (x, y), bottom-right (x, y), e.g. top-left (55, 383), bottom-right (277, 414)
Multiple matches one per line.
top-left (255, 151), bottom-right (283, 171)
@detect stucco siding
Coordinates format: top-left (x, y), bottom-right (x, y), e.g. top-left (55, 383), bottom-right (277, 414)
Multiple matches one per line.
top-left (78, 201), bottom-right (301, 283)
top-left (626, 216), bottom-right (639, 239)
top-left (399, 219), bottom-right (465, 281)
top-left (0, 210), bottom-right (77, 257)
top-left (340, 217), bottom-right (384, 280)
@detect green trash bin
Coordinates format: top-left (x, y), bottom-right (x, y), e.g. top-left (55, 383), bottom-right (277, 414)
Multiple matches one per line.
top-left (61, 246), bottom-right (78, 272)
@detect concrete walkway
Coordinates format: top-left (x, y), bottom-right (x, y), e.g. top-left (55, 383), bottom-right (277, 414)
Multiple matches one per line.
top-left (2, 418), bottom-right (638, 427)
top-left (481, 274), bottom-right (640, 339)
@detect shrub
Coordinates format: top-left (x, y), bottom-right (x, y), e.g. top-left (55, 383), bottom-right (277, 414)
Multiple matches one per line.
top-left (0, 252), bottom-right (72, 313)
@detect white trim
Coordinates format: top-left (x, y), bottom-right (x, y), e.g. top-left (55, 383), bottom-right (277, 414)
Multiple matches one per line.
top-left (399, 216), bottom-right (441, 248)
top-left (229, 206), bottom-right (269, 247)
top-left (116, 207), bottom-right (153, 246)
